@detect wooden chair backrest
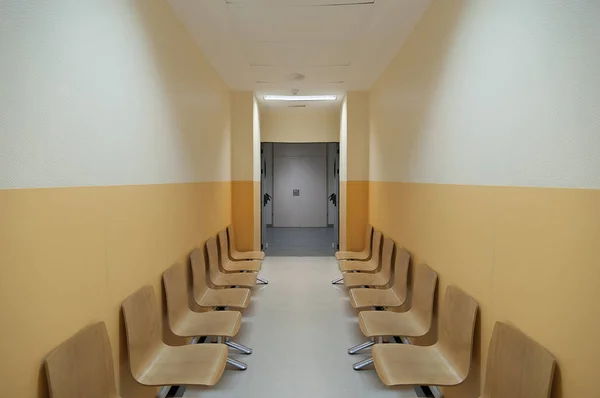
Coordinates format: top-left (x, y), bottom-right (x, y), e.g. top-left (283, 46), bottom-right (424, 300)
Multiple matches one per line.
top-left (379, 238), bottom-right (395, 279)
top-left (438, 285), bottom-right (479, 381)
top-left (482, 322), bottom-right (555, 398)
top-left (227, 225), bottom-right (237, 252)
top-left (218, 230), bottom-right (232, 266)
top-left (410, 263), bottom-right (438, 333)
top-left (206, 237), bottom-right (221, 279)
top-left (391, 247), bottom-right (410, 301)
top-left (45, 322), bottom-right (119, 398)
top-left (121, 286), bottom-right (162, 381)
top-left (162, 263), bottom-right (189, 331)
top-left (369, 230), bottom-right (383, 270)
top-left (190, 248), bottom-right (209, 298)
top-left (363, 224), bottom-right (374, 253)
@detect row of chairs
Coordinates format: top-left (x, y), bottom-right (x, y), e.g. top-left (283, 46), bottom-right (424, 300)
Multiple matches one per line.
top-left (44, 226), bottom-right (265, 397)
top-left (335, 225), bottom-right (557, 398)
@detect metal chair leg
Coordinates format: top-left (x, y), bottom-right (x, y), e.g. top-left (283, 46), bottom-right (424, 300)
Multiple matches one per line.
top-left (353, 357), bottom-right (374, 370)
top-left (225, 339), bottom-right (252, 355)
top-left (348, 339), bottom-right (375, 355)
top-left (257, 276), bottom-right (269, 285)
top-left (332, 276), bottom-right (343, 285)
top-left (226, 357), bottom-right (248, 371)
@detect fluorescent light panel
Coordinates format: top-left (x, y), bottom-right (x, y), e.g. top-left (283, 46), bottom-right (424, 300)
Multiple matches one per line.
top-left (263, 95), bottom-right (337, 101)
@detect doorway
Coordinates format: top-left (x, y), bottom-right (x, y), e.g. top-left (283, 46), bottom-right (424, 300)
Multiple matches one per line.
top-left (261, 142), bottom-right (339, 256)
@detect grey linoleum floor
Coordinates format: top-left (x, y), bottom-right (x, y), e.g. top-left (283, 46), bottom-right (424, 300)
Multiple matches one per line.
top-left (183, 256), bottom-right (418, 398)
top-left (264, 227), bottom-right (337, 256)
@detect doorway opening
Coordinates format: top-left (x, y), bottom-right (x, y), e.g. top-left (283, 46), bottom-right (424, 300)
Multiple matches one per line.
top-left (261, 142), bottom-right (340, 256)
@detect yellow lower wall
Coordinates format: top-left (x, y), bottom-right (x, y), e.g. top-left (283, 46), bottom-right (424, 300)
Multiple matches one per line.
top-left (0, 182), bottom-right (231, 398)
top-left (231, 181), bottom-right (260, 251)
top-left (369, 181), bottom-right (600, 398)
top-left (345, 181), bottom-right (369, 251)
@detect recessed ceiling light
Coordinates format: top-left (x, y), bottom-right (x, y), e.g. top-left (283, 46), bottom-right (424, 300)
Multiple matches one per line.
top-left (263, 95), bottom-right (337, 101)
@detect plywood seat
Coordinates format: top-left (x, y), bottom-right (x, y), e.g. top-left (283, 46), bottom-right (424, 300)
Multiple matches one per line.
top-left (163, 262), bottom-right (252, 361)
top-left (359, 311), bottom-right (429, 337)
top-left (206, 237), bottom-right (257, 288)
top-left (335, 225), bottom-right (374, 261)
top-left (347, 262), bottom-right (436, 367)
top-left (372, 286), bottom-right (478, 387)
top-left (227, 225), bottom-right (265, 261)
top-left (339, 231), bottom-right (383, 272)
top-left (163, 263), bottom-right (242, 338)
top-left (190, 248), bottom-right (251, 309)
top-left (218, 230), bottom-right (261, 272)
top-left (480, 322), bottom-right (556, 398)
top-left (348, 248), bottom-right (410, 309)
top-left (373, 344), bottom-right (464, 386)
top-left (45, 322), bottom-right (122, 398)
top-left (343, 237), bottom-right (394, 288)
top-left (122, 286), bottom-right (228, 387)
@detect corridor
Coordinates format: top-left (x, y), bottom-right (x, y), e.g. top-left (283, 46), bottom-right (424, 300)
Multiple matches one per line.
top-left (183, 257), bottom-right (417, 398)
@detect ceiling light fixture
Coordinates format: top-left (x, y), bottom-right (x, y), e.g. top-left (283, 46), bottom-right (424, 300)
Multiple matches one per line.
top-left (263, 95), bottom-right (337, 101)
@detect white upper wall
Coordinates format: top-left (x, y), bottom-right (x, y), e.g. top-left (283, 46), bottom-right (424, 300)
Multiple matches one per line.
top-left (260, 105), bottom-right (340, 143)
top-left (0, 0), bottom-right (231, 189)
top-left (370, 0), bottom-right (600, 188)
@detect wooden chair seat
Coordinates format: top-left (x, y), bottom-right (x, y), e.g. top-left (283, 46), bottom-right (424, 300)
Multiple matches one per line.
top-left (164, 263), bottom-right (243, 337)
top-left (358, 311), bottom-right (428, 338)
top-left (222, 260), bottom-right (261, 272)
top-left (348, 248), bottom-right (411, 309)
top-left (135, 343), bottom-right (228, 387)
top-left (190, 248), bottom-right (252, 309)
top-left (196, 287), bottom-right (251, 309)
top-left (122, 286), bottom-right (229, 388)
top-left (227, 226), bottom-right (265, 261)
top-left (373, 344), bottom-right (463, 387)
top-left (335, 225), bottom-right (373, 261)
top-left (210, 270), bottom-right (257, 288)
top-left (371, 286), bottom-right (478, 388)
top-left (218, 230), bottom-right (261, 272)
top-left (339, 231), bottom-right (383, 273)
top-left (340, 260), bottom-right (378, 272)
top-left (349, 288), bottom-right (403, 308)
top-left (343, 271), bottom-right (388, 288)
top-left (171, 310), bottom-right (241, 338)
top-left (335, 249), bottom-right (369, 261)
top-left (206, 237), bottom-right (257, 288)
top-left (343, 238), bottom-right (394, 288)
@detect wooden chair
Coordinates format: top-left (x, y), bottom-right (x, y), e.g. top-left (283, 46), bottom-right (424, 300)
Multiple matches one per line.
top-left (218, 230), bottom-right (267, 285)
top-left (332, 231), bottom-right (383, 285)
top-left (227, 225), bottom-right (265, 261)
top-left (335, 224), bottom-right (374, 261)
top-left (44, 322), bottom-right (121, 398)
top-left (480, 322), bottom-right (555, 398)
top-left (206, 237), bottom-right (257, 288)
top-left (372, 285), bottom-right (478, 387)
top-left (348, 247), bottom-right (411, 309)
top-left (349, 263), bottom-right (438, 370)
top-left (190, 248), bottom-right (251, 309)
top-left (343, 238), bottom-right (395, 288)
top-left (163, 263), bottom-right (252, 367)
top-left (121, 286), bottom-right (230, 387)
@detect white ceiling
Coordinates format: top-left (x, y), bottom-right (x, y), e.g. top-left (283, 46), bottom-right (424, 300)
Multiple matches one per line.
top-left (167, 0), bottom-right (432, 104)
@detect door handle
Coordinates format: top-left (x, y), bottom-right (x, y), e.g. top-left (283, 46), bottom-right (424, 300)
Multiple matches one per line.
top-left (263, 193), bottom-right (272, 207)
top-left (328, 193), bottom-right (337, 207)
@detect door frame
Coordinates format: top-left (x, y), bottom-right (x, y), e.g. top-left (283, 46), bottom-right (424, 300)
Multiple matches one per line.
top-left (260, 142), bottom-right (340, 251)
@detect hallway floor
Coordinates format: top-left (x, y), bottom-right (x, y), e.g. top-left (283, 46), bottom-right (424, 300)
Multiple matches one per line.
top-left (183, 257), bottom-right (417, 398)
top-left (264, 227), bottom-right (336, 256)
